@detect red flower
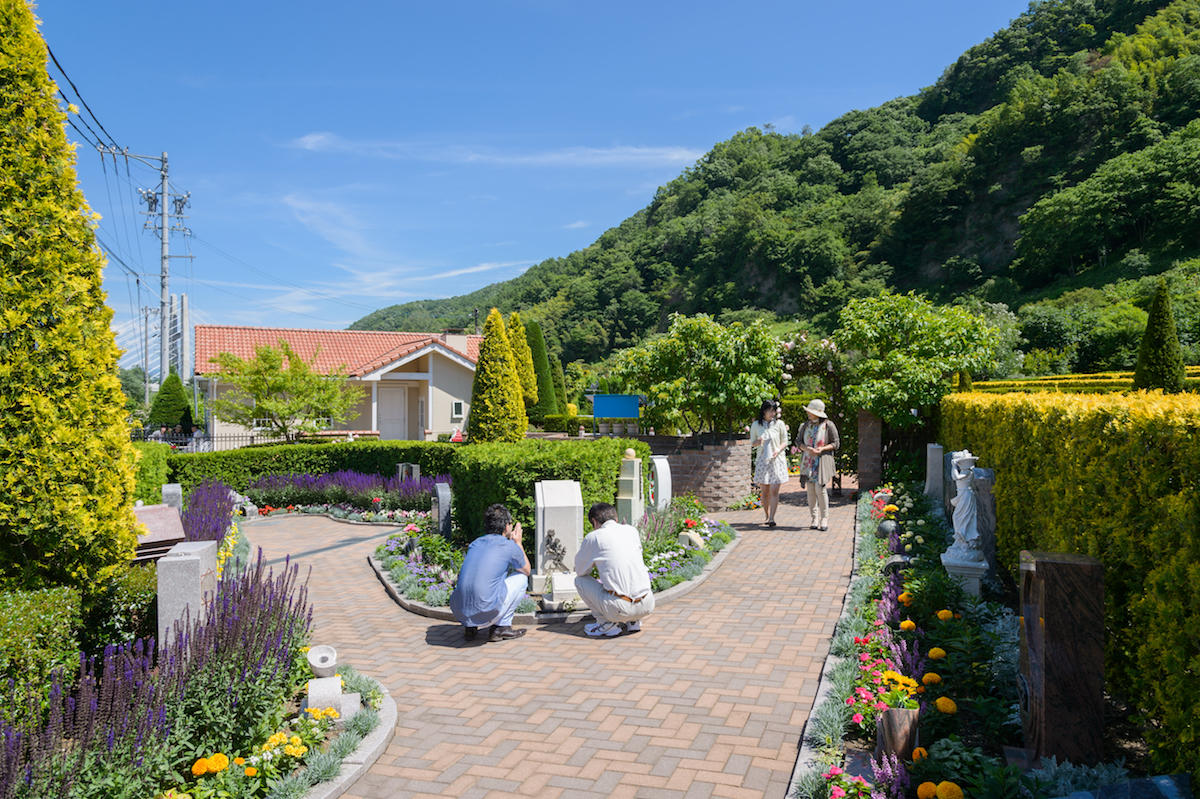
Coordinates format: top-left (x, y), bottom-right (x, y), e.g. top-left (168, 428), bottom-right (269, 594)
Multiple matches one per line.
top-left (684, 519), bottom-right (698, 528)
top-left (372, 497), bottom-right (382, 503)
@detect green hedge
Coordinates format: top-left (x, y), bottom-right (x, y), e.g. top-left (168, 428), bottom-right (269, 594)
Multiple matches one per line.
top-left (167, 440), bottom-right (458, 492)
top-left (132, 441), bottom-right (172, 504)
top-left (449, 438), bottom-right (652, 557)
top-left (0, 585), bottom-right (82, 727)
top-left (941, 391), bottom-right (1200, 777)
top-left (542, 414), bottom-right (593, 433)
top-left (81, 563), bottom-right (157, 652)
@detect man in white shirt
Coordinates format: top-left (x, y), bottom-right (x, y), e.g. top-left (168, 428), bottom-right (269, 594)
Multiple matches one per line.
top-left (574, 502), bottom-right (655, 638)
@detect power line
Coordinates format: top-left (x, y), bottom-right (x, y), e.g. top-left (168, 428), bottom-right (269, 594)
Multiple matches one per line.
top-left (45, 44), bottom-right (119, 147)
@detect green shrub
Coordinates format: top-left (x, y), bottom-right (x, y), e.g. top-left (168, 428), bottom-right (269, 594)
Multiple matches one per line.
top-left (941, 391), bottom-right (1200, 776)
top-left (466, 308), bottom-right (527, 442)
top-left (1133, 279), bottom-right (1186, 393)
top-left (549, 351), bottom-right (568, 415)
top-left (0, 586), bottom-right (82, 727)
top-left (526, 319), bottom-right (558, 424)
top-left (168, 440), bottom-right (457, 492)
top-left (542, 414), bottom-right (594, 433)
top-left (507, 311), bottom-right (538, 407)
top-left (82, 563), bottom-right (157, 652)
top-left (147, 370), bottom-right (194, 430)
top-left (133, 441), bottom-right (172, 504)
top-left (0, 0), bottom-right (139, 591)
top-left (450, 438), bottom-right (652, 556)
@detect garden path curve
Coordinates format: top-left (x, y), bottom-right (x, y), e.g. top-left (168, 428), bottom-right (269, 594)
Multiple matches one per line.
top-left (246, 484), bottom-right (855, 799)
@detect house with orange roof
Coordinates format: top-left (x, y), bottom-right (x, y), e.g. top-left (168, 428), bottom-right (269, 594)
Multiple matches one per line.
top-left (194, 325), bottom-right (482, 443)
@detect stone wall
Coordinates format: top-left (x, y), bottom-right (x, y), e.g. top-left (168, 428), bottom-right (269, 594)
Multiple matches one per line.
top-left (644, 435), bottom-right (751, 511)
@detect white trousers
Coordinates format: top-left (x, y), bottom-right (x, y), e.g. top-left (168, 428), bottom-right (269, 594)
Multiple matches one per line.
top-left (459, 573), bottom-right (527, 629)
top-left (806, 482), bottom-right (829, 525)
top-left (575, 576), bottom-right (655, 624)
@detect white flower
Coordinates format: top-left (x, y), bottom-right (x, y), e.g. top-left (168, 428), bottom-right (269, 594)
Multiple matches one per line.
top-left (916, 536), bottom-right (925, 544)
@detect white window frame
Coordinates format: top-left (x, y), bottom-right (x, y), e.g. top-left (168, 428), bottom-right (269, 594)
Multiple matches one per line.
top-left (451, 400), bottom-right (464, 421)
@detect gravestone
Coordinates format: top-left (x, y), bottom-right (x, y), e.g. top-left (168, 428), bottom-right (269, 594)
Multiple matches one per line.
top-left (649, 455), bottom-right (672, 512)
top-left (431, 482), bottom-right (452, 538)
top-left (397, 462), bottom-right (420, 481)
top-left (161, 483), bottom-right (183, 511)
top-left (1018, 550), bottom-right (1104, 765)
top-left (924, 444), bottom-right (944, 502)
top-left (134, 504), bottom-right (186, 563)
top-left (532, 480), bottom-right (583, 597)
top-left (157, 540), bottom-right (218, 647)
top-left (306, 676), bottom-right (342, 714)
top-left (942, 451), bottom-right (957, 519)
top-left (973, 467), bottom-right (998, 583)
top-left (616, 450), bottom-right (645, 525)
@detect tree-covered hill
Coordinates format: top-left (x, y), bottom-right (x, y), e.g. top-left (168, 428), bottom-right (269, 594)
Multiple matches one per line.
top-left (353, 0), bottom-right (1199, 365)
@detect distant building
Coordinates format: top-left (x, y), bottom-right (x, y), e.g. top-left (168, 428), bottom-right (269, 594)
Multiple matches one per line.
top-left (194, 325), bottom-right (481, 444)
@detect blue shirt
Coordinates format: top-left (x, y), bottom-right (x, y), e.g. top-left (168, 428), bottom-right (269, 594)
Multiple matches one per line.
top-left (449, 534), bottom-right (525, 626)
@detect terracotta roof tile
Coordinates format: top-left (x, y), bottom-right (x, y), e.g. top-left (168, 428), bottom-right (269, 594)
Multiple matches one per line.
top-left (194, 326), bottom-right (478, 376)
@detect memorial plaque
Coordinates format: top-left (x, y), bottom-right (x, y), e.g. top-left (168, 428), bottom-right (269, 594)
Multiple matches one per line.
top-left (161, 483), bottom-right (183, 510)
top-left (533, 480), bottom-right (583, 595)
top-left (650, 455), bottom-right (672, 512)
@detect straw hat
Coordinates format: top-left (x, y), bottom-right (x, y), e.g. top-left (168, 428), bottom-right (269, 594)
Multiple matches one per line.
top-left (804, 398), bottom-right (828, 419)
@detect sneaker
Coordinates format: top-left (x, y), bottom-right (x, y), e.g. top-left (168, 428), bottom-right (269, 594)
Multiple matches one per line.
top-left (621, 620), bottom-right (642, 634)
top-left (487, 625), bottom-right (527, 642)
top-left (463, 626), bottom-right (478, 641)
top-left (585, 621), bottom-right (622, 638)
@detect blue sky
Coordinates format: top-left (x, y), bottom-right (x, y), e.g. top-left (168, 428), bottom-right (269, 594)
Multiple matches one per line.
top-left (36, 1), bottom-right (1031, 368)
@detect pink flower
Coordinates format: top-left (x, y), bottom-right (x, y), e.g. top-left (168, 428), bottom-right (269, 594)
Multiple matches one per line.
top-left (872, 678), bottom-right (882, 685)
top-left (831, 787), bottom-right (846, 799)
top-left (852, 776), bottom-right (867, 785)
top-left (873, 620), bottom-right (885, 626)
top-left (874, 701), bottom-right (888, 711)
top-left (851, 713), bottom-right (864, 724)
top-left (827, 766), bottom-right (843, 776)
top-left (845, 697), bottom-right (856, 706)
top-left (404, 523), bottom-right (420, 533)
top-left (859, 653), bottom-right (871, 662)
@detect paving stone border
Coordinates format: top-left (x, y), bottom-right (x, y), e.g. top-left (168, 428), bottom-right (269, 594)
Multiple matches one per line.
top-left (300, 685), bottom-right (398, 799)
top-left (368, 533), bottom-right (741, 625)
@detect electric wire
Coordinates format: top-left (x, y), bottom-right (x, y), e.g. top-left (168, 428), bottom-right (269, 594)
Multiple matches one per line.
top-left (45, 44), bottom-right (120, 147)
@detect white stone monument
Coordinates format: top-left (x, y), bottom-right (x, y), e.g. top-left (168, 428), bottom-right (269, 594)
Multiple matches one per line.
top-left (941, 449), bottom-right (987, 596)
top-left (156, 540), bottom-right (218, 646)
top-left (650, 455), bottom-right (672, 512)
top-left (533, 480), bottom-right (584, 600)
top-left (924, 444), bottom-right (944, 502)
top-left (616, 449), bottom-right (645, 525)
top-left (161, 483), bottom-right (183, 511)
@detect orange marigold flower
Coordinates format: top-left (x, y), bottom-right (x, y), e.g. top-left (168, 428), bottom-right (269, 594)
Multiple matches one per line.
top-left (900, 619), bottom-right (916, 632)
top-left (244, 767), bottom-right (258, 777)
top-left (928, 647), bottom-right (947, 660)
top-left (911, 747), bottom-right (928, 762)
top-left (191, 758), bottom-right (209, 777)
top-left (936, 609), bottom-right (954, 621)
top-left (917, 782), bottom-right (938, 799)
top-left (234, 757), bottom-right (245, 766)
top-left (935, 696), bottom-right (958, 714)
top-left (936, 782), bottom-right (964, 799)
top-left (207, 753), bottom-right (230, 772)
top-left (922, 672), bottom-right (942, 685)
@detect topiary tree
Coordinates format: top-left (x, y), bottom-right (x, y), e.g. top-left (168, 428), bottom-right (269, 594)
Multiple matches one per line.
top-left (1133, 279), bottom-right (1186, 393)
top-left (506, 311), bottom-right (537, 407)
top-left (0, 0), bottom-right (139, 590)
top-left (147, 370), bottom-right (193, 430)
top-left (550, 352), bottom-right (568, 413)
top-left (525, 319), bottom-right (558, 424)
top-left (467, 309), bottom-right (528, 442)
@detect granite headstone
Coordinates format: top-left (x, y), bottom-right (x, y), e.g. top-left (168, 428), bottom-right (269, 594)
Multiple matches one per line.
top-left (156, 540), bottom-right (218, 647)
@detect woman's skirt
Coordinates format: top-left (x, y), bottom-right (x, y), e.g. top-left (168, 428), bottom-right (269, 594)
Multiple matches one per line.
top-left (754, 443), bottom-right (790, 485)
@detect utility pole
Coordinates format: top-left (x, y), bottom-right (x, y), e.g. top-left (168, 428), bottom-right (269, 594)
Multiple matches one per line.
top-left (142, 306), bottom-right (151, 405)
top-left (158, 152), bottom-right (169, 382)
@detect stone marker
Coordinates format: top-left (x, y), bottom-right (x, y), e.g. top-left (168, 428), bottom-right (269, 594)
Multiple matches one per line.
top-left (942, 451), bottom-right (957, 520)
top-left (677, 530), bottom-right (704, 549)
top-left (134, 504), bottom-right (187, 562)
top-left (924, 444), bottom-right (943, 502)
top-left (161, 483), bottom-right (183, 510)
top-left (157, 540), bottom-right (218, 646)
top-left (616, 449), bottom-right (645, 525)
top-left (649, 455), bottom-right (672, 512)
top-left (339, 692), bottom-right (361, 721)
top-left (431, 482), bottom-right (452, 538)
top-left (973, 466), bottom-right (998, 583)
top-left (532, 480), bottom-right (583, 596)
top-left (1018, 550), bottom-right (1104, 765)
top-left (397, 462), bottom-right (420, 481)
top-left (306, 676), bottom-right (342, 714)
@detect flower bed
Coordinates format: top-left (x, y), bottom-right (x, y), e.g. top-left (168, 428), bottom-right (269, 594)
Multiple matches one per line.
top-left (793, 482), bottom-right (1132, 799)
top-left (245, 470), bottom-right (449, 513)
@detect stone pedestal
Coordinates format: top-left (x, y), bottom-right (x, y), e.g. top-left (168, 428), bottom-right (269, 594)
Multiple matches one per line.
top-left (431, 482), bottom-right (452, 538)
top-left (161, 483), bottom-right (183, 510)
top-left (924, 444), bottom-right (943, 502)
top-left (1018, 551), bottom-right (1105, 765)
top-left (616, 455), bottom-right (645, 526)
top-left (941, 553), bottom-right (988, 596)
top-left (157, 540), bottom-right (218, 646)
top-left (397, 462), bottom-right (420, 481)
top-left (857, 411), bottom-right (883, 490)
top-left (649, 456), bottom-right (672, 512)
top-left (532, 480), bottom-right (583, 594)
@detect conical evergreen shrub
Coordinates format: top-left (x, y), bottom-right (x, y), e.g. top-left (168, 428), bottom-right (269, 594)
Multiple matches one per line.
top-left (550, 352), bottom-right (568, 413)
top-left (506, 311), bottom-right (537, 406)
top-left (1133, 279), bottom-right (1186, 392)
top-left (466, 309), bottom-right (528, 442)
top-left (0, 0), bottom-right (139, 589)
top-left (525, 319), bottom-right (558, 424)
top-left (147, 371), bottom-right (194, 429)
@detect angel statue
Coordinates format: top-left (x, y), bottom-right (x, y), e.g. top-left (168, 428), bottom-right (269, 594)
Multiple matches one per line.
top-left (947, 450), bottom-right (985, 562)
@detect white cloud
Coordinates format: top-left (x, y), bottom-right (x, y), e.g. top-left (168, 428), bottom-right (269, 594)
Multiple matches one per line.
top-left (562, 220), bottom-right (590, 230)
top-left (408, 261), bottom-right (531, 281)
top-left (287, 132), bottom-right (703, 168)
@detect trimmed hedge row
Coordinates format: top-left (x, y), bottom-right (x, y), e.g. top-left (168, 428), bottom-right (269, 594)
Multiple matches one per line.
top-left (941, 391), bottom-right (1200, 776)
top-left (541, 414), bottom-right (594, 433)
top-left (167, 440), bottom-right (458, 493)
top-left (133, 441), bottom-right (172, 504)
top-left (975, 365), bottom-right (1200, 395)
top-left (0, 585), bottom-right (82, 727)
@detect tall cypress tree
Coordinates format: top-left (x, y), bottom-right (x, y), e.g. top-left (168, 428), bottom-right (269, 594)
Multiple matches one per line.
top-left (1133, 279), bottom-right (1186, 392)
top-left (466, 308), bottom-right (527, 442)
top-left (147, 370), bottom-right (194, 429)
top-left (0, 0), bottom-right (139, 588)
top-left (550, 352), bottom-right (569, 413)
top-left (506, 311), bottom-right (537, 406)
top-left (525, 319), bottom-right (558, 424)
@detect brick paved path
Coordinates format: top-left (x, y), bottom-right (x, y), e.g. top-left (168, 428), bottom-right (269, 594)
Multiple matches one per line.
top-left (247, 483), bottom-right (856, 798)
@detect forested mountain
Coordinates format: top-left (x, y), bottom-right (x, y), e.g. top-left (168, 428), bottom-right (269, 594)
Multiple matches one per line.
top-left (353, 0), bottom-right (1200, 366)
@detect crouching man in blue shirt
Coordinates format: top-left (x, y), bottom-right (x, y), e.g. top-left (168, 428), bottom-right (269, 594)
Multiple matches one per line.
top-left (449, 503), bottom-right (531, 643)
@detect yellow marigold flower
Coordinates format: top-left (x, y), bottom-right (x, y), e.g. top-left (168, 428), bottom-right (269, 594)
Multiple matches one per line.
top-left (897, 591), bottom-right (912, 603)
top-left (297, 745), bottom-right (308, 756)
top-left (922, 672), bottom-right (942, 685)
top-left (935, 696), bottom-right (958, 714)
top-left (244, 767), bottom-right (258, 777)
top-left (208, 753), bottom-right (229, 772)
top-left (936, 609), bottom-right (953, 621)
top-left (900, 619), bottom-right (916, 632)
top-left (234, 757), bottom-right (245, 766)
top-left (191, 758), bottom-right (209, 777)
top-left (911, 746), bottom-right (928, 761)
top-left (884, 504), bottom-right (899, 513)
top-left (290, 735), bottom-right (302, 747)
top-left (325, 708), bottom-right (340, 719)
top-left (936, 782), bottom-right (964, 799)
top-left (300, 646), bottom-right (311, 653)
top-left (928, 647), bottom-right (947, 660)
top-left (917, 782), bottom-right (938, 799)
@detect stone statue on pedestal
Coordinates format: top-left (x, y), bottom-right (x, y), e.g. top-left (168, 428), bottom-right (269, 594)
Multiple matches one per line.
top-left (947, 450), bottom-right (985, 563)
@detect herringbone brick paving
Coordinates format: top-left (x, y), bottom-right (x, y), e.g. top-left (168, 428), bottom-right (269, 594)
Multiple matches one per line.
top-left (247, 482), bottom-right (855, 798)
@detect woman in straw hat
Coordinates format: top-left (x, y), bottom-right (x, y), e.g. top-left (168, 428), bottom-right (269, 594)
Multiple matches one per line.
top-left (793, 399), bottom-right (839, 531)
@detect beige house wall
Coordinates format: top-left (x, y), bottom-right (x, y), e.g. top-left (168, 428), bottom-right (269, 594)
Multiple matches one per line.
top-left (430, 357), bottom-right (473, 436)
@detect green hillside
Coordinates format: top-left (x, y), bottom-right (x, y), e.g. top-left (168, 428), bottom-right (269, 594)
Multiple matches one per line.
top-left (353, 0), bottom-right (1200, 366)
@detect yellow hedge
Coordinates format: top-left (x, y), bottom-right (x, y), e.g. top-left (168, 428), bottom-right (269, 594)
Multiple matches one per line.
top-left (941, 392), bottom-right (1200, 775)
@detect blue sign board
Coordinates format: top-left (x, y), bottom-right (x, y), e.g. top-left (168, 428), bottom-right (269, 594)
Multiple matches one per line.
top-left (592, 394), bottom-right (640, 419)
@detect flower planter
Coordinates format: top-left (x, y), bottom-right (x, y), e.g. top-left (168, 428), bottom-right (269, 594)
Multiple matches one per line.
top-left (597, 423), bottom-right (611, 435)
top-left (874, 707), bottom-right (920, 760)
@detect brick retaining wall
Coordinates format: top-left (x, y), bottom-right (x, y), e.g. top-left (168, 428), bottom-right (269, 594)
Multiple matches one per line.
top-left (644, 435), bottom-right (752, 511)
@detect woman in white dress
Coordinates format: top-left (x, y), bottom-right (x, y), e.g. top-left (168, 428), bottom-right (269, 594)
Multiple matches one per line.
top-left (749, 400), bottom-right (789, 527)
